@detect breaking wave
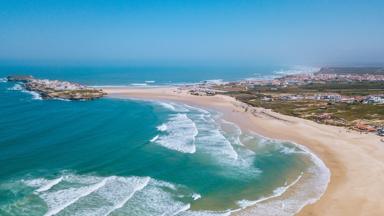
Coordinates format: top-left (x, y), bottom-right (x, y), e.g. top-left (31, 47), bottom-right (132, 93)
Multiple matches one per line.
top-left (153, 113), bottom-right (198, 154)
top-left (156, 101), bottom-right (190, 112)
top-left (7, 173), bottom-right (201, 216)
top-left (7, 84), bottom-right (42, 100)
top-left (130, 83), bottom-right (148, 86)
top-left (7, 84), bottom-right (23, 91)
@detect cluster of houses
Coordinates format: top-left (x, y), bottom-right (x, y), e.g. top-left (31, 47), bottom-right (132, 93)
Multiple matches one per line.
top-left (363, 95), bottom-right (384, 104)
top-left (188, 87), bottom-right (217, 96)
top-left (272, 73), bottom-right (384, 86)
top-left (277, 93), bottom-right (384, 104)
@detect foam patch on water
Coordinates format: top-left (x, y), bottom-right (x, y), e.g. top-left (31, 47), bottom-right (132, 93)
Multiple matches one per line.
top-left (109, 178), bottom-right (191, 216)
top-left (279, 145), bottom-right (305, 155)
top-left (192, 193), bottom-right (201, 200)
top-left (153, 113), bottom-right (198, 154)
top-left (150, 135), bottom-right (159, 142)
top-left (0, 77), bottom-right (7, 82)
top-left (35, 177), bottom-right (63, 193)
top-left (157, 123), bottom-right (168, 131)
top-left (156, 101), bottom-right (190, 112)
top-left (7, 84), bottom-right (23, 91)
top-left (12, 174), bottom-right (196, 216)
top-left (7, 83), bottom-right (43, 100)
top-left (23, 90), bottom-right (43, 100)
top-left (220, 119), bottom-right (244, 146)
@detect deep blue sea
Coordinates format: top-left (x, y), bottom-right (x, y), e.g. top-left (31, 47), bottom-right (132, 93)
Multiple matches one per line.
top-left (0, 65), bottom-right (328, 215)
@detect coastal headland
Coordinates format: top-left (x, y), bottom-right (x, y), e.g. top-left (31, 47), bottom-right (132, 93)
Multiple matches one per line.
top-left (103, 86), bottom-right (384, 216)
top-left (6, 75), bottom-right (106, 100)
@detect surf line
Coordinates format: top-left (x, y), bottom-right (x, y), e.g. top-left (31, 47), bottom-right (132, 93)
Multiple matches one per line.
top-left (103, 177), bottom-right (150, 216)
top-left (44, 178), bottom-right (109, 216)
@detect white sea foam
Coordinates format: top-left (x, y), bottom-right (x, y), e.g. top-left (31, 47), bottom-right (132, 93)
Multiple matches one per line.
top-left (220, 119), bottom-right (243, 146)
top-left (158, 101), bottom-right (177, 111)
top-left (156, 101), bottom-right (190, 112)
top-left (23, 178), bottom-right (51, 188)
top-left (118, 178), bottom-right (191, 216)
top-left (157, 123), bottom-right (168, 131)
top-left (170, 204), bottom-right (191, 216)
top-left (7, 84), bottom-right (23, 91)
top-left (183, 104), bottom-right (210, 114)
top-left (279, 145), bottom-right (305, 155)
top-left (0, 77), bottom-right (7, 82)
top-left (145, 80), bottom-right (156, 83)
top-left (43, 177), bottom-right (108, 216)
top-left (20, 174), bottom-right (192, 216)
top-left (36, 177), bottom-right (63, 193)
top-left (7, 83), bottom-right (43, 100)
top-left (102, 177), bottom-right (150, 216)
top-left (23, 90), bottom-right (43, 100)
top-left (154, 113), bottom-right (198, 154)
top-left (192, 193), bottom-right (201, 200)
top-left (193, 113), bottom-right (239, 161)
top-left (131, 83), bottom-right (148, 86)
top-left (53, 97), bottom-right (71, 101)
top-left (150, 135), bottom-right (159, 142)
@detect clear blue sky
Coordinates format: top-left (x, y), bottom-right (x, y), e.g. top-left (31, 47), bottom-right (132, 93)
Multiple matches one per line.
top-left (0, 0), bottom-right (383, 66)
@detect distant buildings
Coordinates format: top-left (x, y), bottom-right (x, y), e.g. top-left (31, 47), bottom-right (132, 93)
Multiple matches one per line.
top-left (189, 88), bottom-right (217, 96)
top-left (243, 72), bottom-right (384, 87)
top-left (363, 95), bottom-right (384, 104)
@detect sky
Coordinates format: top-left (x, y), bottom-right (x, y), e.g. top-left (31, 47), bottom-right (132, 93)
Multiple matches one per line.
top-left (0, 0), bottom-right (383, 66)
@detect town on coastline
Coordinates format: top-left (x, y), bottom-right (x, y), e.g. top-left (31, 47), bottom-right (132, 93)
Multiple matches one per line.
top-left (185, 67), bottom-right (384, 136)
top-left (6, 75), bottom-right (106, 100)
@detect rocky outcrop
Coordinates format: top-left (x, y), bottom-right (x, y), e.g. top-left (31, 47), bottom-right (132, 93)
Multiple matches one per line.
top-left (7, 75), bottom-right (34, 82)
top-left (7, 75), bottom-right (106, 100)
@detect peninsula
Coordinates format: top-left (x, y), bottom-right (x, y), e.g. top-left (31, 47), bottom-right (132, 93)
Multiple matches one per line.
top-left (6, 75), bottom-right (106, 100)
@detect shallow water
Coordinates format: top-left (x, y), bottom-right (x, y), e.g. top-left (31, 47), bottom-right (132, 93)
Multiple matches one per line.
top-left (0, 75), bottom-right (328, 215)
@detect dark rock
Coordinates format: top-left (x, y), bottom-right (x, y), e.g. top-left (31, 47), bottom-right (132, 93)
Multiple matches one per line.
top-left (7, 75), bottom-right (34, 82)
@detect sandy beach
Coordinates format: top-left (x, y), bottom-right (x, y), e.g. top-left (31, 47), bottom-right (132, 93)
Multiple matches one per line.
top-left (104, 86), bottom-right (384, 216)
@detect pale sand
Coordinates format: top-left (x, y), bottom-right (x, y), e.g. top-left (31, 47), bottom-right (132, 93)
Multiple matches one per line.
top-left (104, 87), bottom-right (384, 216)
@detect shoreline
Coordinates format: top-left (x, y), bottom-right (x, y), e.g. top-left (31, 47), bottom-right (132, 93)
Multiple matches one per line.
top-left (103, 86), bottom-right (384, 216)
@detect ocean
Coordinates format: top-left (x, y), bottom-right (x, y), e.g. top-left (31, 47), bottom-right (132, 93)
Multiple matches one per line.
top-left (0, 65), bottom-right (328, 215)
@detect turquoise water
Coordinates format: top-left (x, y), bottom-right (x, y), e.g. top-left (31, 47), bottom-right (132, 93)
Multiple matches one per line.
top-left (0, 65), bottom-right (284, 86)
top-left (0, 67), bottom-right (328, 215)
